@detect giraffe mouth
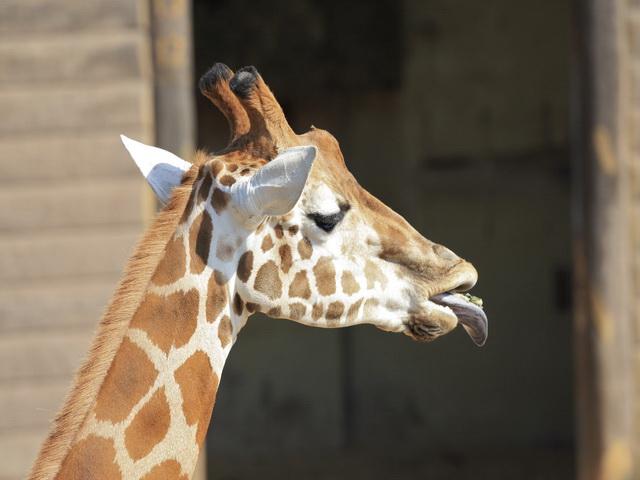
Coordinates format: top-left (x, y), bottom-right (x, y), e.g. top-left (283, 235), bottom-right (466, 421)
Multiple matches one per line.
top-left (431, 292), bottom-right (488, 346)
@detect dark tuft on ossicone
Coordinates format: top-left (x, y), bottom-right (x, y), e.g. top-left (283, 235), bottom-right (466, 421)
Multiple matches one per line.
top-left (229, 66), bottom-right (259, 99)
top-left (199, 63), bottom-right (233, 96)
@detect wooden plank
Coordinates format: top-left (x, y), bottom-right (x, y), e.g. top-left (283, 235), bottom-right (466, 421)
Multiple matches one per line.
top-left (0, 132), bottom-right (142, 183)
top-left (0, 34), bottom-right (144, 86)
top-left (0, 83), bottom-right (151, 136)
top-left (0, 330), bottom-right (93, 382)
top-left (0, 228), bottom-right (141, 284)
top-left (573, 0), bottom-right (637, 479)
top-left (0, 2), bottom-right (153, 479)
top-left (0, 381), bottom-right (68, 431)
top-left (0, 278), bottom-right (118, 333)
top-left (0, 179), bottom-right (144, 232)
top-left (0, 0), bottom-right (139, 36)
top-left (0, 430), bottom-right (46, 480)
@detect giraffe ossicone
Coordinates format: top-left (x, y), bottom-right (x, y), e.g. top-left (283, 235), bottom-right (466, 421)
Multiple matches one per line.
top-left (31, 63), bottom-right (487, 480)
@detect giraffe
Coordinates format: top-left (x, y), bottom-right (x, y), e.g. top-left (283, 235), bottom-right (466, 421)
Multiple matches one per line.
top-left (30, 63), bottom-right (488, 480)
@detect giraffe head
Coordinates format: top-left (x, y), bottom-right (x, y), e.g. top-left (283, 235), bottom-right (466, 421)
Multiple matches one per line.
top-left (125, 63), bottom-right (487, 346)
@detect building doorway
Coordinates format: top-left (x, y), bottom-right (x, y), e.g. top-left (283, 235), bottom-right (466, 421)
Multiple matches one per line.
top-left (192, 1), bottom-right (574, 478)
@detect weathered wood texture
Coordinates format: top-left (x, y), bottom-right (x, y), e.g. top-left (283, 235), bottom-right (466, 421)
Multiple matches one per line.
top-left (148, 0), bottom-right (204, 477)
top-left (0, 1), bottom-right (153, 478)
top-left (627, 1), bottom-right (640, 475)
top-left (150, 0), bottom-right (195, 160)
top-left (573, 0), bottom-right (640, 479)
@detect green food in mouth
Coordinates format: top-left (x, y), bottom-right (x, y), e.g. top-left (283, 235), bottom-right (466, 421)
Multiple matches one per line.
top-left (466, 294), bottom-right (483, 308)
top-left (454, 292), bottom-right (484, 308)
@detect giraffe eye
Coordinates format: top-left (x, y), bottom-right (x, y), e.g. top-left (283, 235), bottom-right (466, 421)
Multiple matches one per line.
top-left (307, 205), bottom-right (350, 233)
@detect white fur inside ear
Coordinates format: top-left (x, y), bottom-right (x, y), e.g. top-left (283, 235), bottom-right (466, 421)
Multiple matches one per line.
top-left (120, 135), bottom-right (192, 204)
top-left (231, 145), bottom-right (317, 218)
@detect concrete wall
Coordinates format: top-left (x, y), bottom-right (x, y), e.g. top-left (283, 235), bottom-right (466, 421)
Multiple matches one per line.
top-left (0, 1), bottom-right (153, 478)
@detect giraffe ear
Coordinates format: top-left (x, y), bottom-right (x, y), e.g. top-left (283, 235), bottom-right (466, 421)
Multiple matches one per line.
top-left (231, 145), bottom-right (317, 218)
top-left (120, 135), bottom-right (192, 204)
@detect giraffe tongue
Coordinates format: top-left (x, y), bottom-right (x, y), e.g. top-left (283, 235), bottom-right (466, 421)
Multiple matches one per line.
top-left (431, 293), bottom-right (488, 347)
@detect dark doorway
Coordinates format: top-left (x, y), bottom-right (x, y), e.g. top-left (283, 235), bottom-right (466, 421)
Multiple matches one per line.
top-left (193, 1), bottom-right (574, 478)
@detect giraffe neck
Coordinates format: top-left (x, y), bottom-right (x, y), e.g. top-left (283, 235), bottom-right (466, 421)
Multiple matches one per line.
top-left (55, 182), bottom-right (249, 479)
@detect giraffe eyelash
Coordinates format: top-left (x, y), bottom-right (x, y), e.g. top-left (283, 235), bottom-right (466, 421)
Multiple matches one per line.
top-left (307, 204), bottom-right (350, 233)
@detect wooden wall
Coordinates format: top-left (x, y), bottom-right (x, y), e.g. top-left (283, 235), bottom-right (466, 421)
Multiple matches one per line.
top-left (0, 1), bottom-right (153, 478)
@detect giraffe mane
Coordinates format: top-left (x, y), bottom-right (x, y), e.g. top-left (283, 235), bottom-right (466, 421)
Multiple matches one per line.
top-left (28, 151), bottom-right (210, 480)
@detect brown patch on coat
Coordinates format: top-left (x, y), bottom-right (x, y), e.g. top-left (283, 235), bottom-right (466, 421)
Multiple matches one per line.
top-left (151, 234), bottom-right (186, 286)
top-left (233, 293), bottom-right (244, 315)
top-left (254, 260), bottom-right (282, 300)
top-left (212, 188), bottom-right (230, 214)
top-left (347, 298), bottom-right (364, 321)
top-left (364, 298), bottom-right (379, 317)
top-left (130, 289), bottom-right (199, 354)
top-left (124, 387), bottom-right (170, 460)
top-left (288, 225), bottom-right (299, 235)
top-left (189, 210), bottom-right (213, 273)
top-left (289, 271), bottom-right (311, 299)
top-left (198, 172), bottom-right (212, 202)
top-left (297, 238), bottom-right (313, 259)
top-left (94, 338), bottom-right (157, 423)
top-left (219, 174), bottom-right (236, 186)
top-left (174, 350), bottom-right (219, 445)
top-left (312, 303), bottom-right (323, 321)
top-left (227, 163), bottom-right (238, 172)
top-left (326, 301), bottom-right (345, 320)
top-left (55, 435), bottom-right (121, 480)
top-left (181, 188), bottom-right (197, 223)
top-left (274, 224), bottom-right (284, 239)
top-left (341, 271), bottom-right (360, 295)
top-left (289, 303), bottom-right (306, 320)
top-left (141, 460), bottom-right (188, 480)
top-left (313, 256), bottom-right (336, 296)
top-left (237, 251), bottom-right (253, 282)
top-left (279, 245), bottom-right (293, 273)
top-left (261, 234), bottom-right (274, 252)
top-left (216, 239), bottom-right (234, 262)
top-left (267, 306), bottom-right (282, 318)
top-left (206, 271), bottom-right (228, 323)
top-left (364, 260), bottom-right (387, 289)
top-left (246, 302), bottom-right (260, 313)
top-left (211, 160), bottom-right (224, 178)
top-left (214, 269), bottom-right (228, 285)
top-left (218, 315), bottom-right (233, 348)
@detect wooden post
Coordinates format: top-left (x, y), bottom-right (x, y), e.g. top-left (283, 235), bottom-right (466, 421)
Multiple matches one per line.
top-left (150, 0), bottom-right (195, 160)
top-left (572, 0), bottom-right (637, 479)
top-left (148, 1), bottom-right (204, 479)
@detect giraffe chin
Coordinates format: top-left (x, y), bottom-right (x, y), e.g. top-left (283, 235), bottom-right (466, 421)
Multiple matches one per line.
top-left (404, 302), bottom-right (459, 344)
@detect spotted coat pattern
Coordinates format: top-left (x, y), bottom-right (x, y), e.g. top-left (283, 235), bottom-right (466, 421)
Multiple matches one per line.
top-left (43, 62), bottom-right (481, 480)
top-left (56, 162), bottom-right (251, 479)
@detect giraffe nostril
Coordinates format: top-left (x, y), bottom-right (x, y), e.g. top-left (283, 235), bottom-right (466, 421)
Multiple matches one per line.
top-left (433, 244), bottom-right (459, 262)
top-left (452, 279), bottom-right (475, 293)
top-left (450, 262), bottom-right (478, 292)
